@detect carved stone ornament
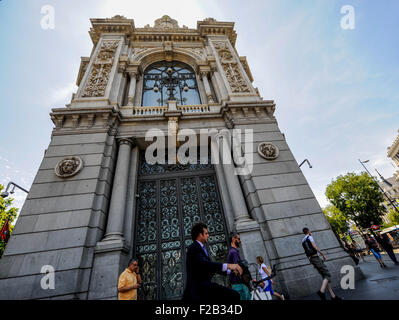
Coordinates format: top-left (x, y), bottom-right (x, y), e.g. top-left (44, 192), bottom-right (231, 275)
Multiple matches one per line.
top-left (258, 142), bottom-right (279, 160)
top-left (55, 156), bottom-right (83, 178)
top-left (213, 41), bottom-right (250, 93)
top-left (82, 40), bottom-right (120, 97)
top-left (154, 15), bottom-right (179, 29)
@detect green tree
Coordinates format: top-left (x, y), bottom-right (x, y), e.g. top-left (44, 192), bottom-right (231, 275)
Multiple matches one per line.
top-left (323, 204), bottom-right (349, 236)
top-left (387, 207), bottom-right (399, 225)
top-left (325, 172), bottom-right (386, 229)
top-left (0, 184), bottom-right (18, 258)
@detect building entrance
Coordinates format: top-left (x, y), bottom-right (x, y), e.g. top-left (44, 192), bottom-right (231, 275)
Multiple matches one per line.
top-left (134, 153), bottom-right (230, 300)
top-left (134, 152), bottom-right (228, 300)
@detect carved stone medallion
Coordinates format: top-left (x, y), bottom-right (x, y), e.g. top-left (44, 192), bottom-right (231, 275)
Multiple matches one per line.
top-left (55, 156), bottom-right (83, 178)
top-left (258, 142), bottom-right (279, 160)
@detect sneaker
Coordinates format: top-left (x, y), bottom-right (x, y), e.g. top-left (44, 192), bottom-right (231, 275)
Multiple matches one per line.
top-left (281, 294), bottom-right (285, 300)
top-left (331, 295), bottom-right (342, 300)
top-left (383, 264), bottom-right (387, 268)
top-left (317, 290), bottom-right (326, 300)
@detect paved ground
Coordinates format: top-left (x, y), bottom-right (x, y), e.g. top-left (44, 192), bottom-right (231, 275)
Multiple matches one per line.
top-left (298, 249), bottom-right (399, 300)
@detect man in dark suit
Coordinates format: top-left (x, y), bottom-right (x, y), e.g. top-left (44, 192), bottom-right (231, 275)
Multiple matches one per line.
top-left (183, 222), bottom-right (242, 302)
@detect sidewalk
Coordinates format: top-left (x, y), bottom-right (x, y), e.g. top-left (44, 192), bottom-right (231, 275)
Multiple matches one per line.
top-left (298, 249), bottom-right (399, 300)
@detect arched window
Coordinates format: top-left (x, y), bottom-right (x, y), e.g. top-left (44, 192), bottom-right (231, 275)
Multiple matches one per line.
top-left (142, 61), bottom-right (201, 106)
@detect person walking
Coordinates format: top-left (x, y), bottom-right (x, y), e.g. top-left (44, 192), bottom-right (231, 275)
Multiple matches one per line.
top-left (254, 256), bottom-right (284, 300)
top-left (182, 222), bottom-right (242, 302)
top-left (364, 233), bottom-right (386, 268)
top-left (118, 258), bottom-right (142, 300)
top-left (351, 240), bottom-right (366, 263)
top-left (227, 232), bottom-right (252, 300)
top-left (302, 227), bottom-right (341, 300)
top-left (343, 239), bottom-right (359, 265)
top-left (375, 231), bottom-right (399, 265)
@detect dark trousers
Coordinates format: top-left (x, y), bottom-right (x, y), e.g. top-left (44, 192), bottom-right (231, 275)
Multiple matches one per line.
top-left (384, 247), bottom-right (398, 263)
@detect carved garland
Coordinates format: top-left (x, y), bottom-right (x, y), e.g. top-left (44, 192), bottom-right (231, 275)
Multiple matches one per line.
top-left (82, 40), bottom-right (120, 97)
top-left (213, 41), bottom-right (250, 93)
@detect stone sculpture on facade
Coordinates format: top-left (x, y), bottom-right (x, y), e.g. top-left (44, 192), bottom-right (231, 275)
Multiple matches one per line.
top-left (82, 40), bottom-right (120, 97)
top-left (213, 41), bottom-right (250, 93)
top-left (54, 156), bottom-right (83, 178)
top-left (258, 142), bottom-right (279, 160)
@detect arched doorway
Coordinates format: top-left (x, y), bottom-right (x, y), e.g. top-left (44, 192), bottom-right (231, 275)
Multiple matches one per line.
top-left (134, 151), bottom-right (230, 300)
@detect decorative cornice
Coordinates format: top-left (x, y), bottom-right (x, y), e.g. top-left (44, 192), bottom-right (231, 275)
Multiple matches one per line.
top-left (197, 19), bottom-right (237, 46)
top-left (50, 107), bottom-right (120, 134)
top-left (89, 17), bottom-right (135, 46)
top-left (88, 16), bottom-right (237, 47)
top-left (223, 101), bottom-right (276, 117)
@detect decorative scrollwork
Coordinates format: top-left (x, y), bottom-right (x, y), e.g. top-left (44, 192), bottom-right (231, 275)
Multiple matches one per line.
top-left (82, 40), bottom-right (120, 97)
top-left (212, 41), bottom-right (250, 93)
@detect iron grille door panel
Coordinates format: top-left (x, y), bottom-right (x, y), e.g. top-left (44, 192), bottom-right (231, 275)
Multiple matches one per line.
top-left (135, 155), bottom-right (229, 300)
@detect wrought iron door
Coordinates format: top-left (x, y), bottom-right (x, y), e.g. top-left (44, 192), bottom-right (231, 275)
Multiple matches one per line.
top-left (134, 153), bottom-right (230, 300)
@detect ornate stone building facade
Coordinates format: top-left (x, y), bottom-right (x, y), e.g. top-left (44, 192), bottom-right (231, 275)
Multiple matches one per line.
top-left (388, 130), bottom-right (399, 181)
top-left (0, 16), bottom-right (359, 300)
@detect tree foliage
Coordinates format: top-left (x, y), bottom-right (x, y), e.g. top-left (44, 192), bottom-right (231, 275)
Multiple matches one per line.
top-left (323, 204), bottom-right (349, 236)
top-left (0, 184), bottom-right (18, 258)
top-left (388, 207), bottom-right (399, 225)
top-left (325, 172), bottom-right (386, 229)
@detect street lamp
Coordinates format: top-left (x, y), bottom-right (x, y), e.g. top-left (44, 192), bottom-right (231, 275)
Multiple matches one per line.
top-left (358, 159), bottom-right (399, 215)
top-left (299, 159), bottom-right (312, 169)
top-left (0, 181), bottom-right (29, 198)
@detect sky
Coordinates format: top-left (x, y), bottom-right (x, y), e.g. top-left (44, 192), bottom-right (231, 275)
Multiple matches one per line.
top-left (0, 0), bottom-right (398, 217)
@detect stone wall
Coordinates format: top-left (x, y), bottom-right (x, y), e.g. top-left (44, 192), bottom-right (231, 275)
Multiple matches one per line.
top-left (0, 132), bottom-right (117, 299)
top-left (234, 120), bottom-right (362, 298)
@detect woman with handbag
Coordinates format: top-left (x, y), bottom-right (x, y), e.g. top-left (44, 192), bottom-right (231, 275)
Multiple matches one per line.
top-left (254, 256), bottom-right (284, 300)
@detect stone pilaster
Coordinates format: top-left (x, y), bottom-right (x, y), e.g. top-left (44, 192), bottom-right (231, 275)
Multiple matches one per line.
top-left (103, 138), bottom-right (134, 241)
top-left (127, 71), bottom-right (138, 106)
top-left (200, 71), bottom-right (214, 103)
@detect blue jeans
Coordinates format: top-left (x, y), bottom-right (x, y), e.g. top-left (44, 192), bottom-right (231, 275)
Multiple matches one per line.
top-left (232, 284), bottom-right (251, 300)
top-left (370, 248), bottom-right (382, 260)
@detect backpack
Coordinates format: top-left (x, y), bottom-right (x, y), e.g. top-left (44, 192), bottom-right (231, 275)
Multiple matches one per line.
top-left (302, 236), bottom-right (317, 257)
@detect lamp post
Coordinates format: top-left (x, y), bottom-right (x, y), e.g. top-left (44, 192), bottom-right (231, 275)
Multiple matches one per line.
top-left (358, 159), bottom-right (399, 215)
top-left (0, 181), bottom-right (29, 198)
top-left (299, 159), bottom-right (312, 168)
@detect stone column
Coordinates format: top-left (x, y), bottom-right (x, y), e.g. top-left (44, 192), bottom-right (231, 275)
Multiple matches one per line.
top-left (127, 72), bottom-right (137, 106)
top-left (201, 71), bottom-right (214, 103)
top-left (103, 138), bottom-right (134, 240)
top-left (213, 131), bottom-right (252, 226)
top-left (123, 146), bottom-right (140, 247)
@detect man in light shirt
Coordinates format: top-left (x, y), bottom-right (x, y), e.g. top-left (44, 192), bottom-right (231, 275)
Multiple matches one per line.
top-left (302, 227), bottom-right (341, 300)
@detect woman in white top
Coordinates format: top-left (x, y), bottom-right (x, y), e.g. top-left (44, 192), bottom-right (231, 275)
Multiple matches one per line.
top-left (255, 256), bottom-right (284, 300)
